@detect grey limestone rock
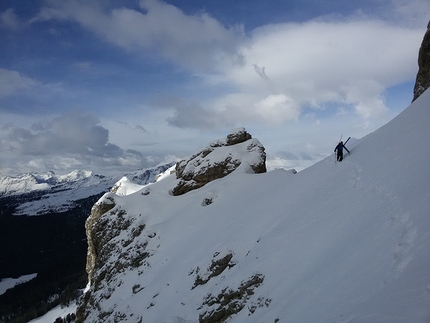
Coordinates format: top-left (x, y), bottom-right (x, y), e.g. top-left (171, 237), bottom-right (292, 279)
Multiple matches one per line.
top-left (172, 128), bottom-right (266, 196)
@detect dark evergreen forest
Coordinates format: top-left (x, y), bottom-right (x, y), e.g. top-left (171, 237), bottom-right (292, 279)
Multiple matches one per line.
top-left (0, 193), bottom-right (103, 323)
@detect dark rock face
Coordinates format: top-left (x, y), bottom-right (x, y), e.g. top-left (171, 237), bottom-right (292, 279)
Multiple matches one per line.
top-left (171, 128), bottom-right (267, 196)
top-left (84, 193), bottom-right (116, 284)
top-left (226, 129), bottom-right (252, 145)
top-left (77, 200), bottom-right (152, 323)
top-left (198, 274), bottom-right (267, 323)
top-left (413, 21), bottom-right (430, 102)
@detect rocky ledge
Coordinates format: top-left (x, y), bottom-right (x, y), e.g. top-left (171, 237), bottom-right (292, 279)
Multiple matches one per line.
top-left (171, 128), bottom-right (267, 196)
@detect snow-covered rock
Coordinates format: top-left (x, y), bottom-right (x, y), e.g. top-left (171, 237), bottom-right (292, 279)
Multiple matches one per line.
top-left (76, 90), bottom-right (430, 322)
top-left (172, 128), bottom-right (266, 195)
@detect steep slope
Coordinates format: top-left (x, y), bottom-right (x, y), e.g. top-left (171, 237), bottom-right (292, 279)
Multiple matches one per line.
top-left (0, 164), bottom-right (174, 323)
top-left (78, 90), bottom-right (430, 323)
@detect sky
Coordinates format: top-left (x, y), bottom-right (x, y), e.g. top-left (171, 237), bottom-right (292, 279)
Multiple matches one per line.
top-left (0, 0), bottom-right (428, 176)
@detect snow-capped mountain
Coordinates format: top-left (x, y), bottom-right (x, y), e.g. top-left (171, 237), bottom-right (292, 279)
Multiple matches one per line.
top-left (0, 164), bottom-right (174, 216)
top-left (0, 173), bottom-right (52, 197)
top-left (76, 90), bottom-right (430, 323)
top-left (0, 169), bottom-right (104, 198)
top-left (0, 163), bottom-right (175, 323)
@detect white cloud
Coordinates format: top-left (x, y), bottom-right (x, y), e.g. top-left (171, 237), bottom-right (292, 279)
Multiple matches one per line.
top-left (165, 98), bottom-right (232, 130)
top-left (31, 1), bottom-right (425, 128)
top-left (341, 80), bottom-right (387, 118)
top-left (384, 0), bottom-right (430, 28)
top-left (0, 111), bottom-right (148, 175)
top-left (0, 9), bottom-right (23, 30)
top-left (255, 94), bottom-right (301, 124)
top-left (2, 0), bottom-right (426, 176)
top-left (34, 0), bottom-right (244, 71)
top-left (208, 18), bottom-right (423, 124)
top-left (0, 68), bottom-right (39, 98)
top-left (4, 111), bottom-right (122, 156)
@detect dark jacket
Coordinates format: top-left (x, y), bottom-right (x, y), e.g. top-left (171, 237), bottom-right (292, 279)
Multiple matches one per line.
top-left (335, 142), bottom-right (350, 154)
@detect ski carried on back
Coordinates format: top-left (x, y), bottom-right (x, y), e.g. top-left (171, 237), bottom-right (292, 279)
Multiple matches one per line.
top-left (344, 136), bottom-right (351, 145)
top-left (334, 136), bottom-right (351, 163)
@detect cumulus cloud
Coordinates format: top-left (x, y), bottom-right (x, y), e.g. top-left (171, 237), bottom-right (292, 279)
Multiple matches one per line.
top-left (6, 112), bottom-right (121, 156)
top-left (0, 9), bottom-right (23, 30)
top-left (29, 0), bottom-right (425, 130)
top-left (255, 94), bottom-right (301, 124)
top-left (207, 18), bottom-right (423, 126)
top-left (0, 111), bottom-right (145, 175)
top-left (341, 80), bottom-right (387, 118)
top-left (383, 0), bottom-right (430, 28)
top-left (0, 68), bottom-right (39, 98)
top-left (33, 0), bottom-right (244, 71)
top-left (165, 98), bottom-right (232, 130)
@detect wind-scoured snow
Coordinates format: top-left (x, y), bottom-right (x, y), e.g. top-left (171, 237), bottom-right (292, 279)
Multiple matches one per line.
top-left (111, 176), bottom-right (147, 196)
top-left (82, 90), bottom-right (430, 322)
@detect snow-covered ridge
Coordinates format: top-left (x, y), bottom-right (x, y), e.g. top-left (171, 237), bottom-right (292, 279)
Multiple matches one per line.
top-left (110, 165), bottom-right (176, 197)
top-left (0, 169), bottom-right (95, 197)
top-left (57, 170), bottom-right (94, 183)
top-left (0, 173), bottom-right (51, 196)
top-left (110, 176), bottom-right (146, 196)
top-left (1, 164), bottom-right (174, 216)
top-left (77, 90), bottom-right (430, 322)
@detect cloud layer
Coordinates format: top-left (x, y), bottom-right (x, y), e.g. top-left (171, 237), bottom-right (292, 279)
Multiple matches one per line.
top-left (0, 68), bottom-right (38, 98)
top-left (0, 0), bottom-right (428, 175)
top-left (12, 0), bottom-right (429, 129)
top-left (33, 0), bottom-right (244, 71)
top-left (1, 111), bottom-right (144, 174)
top-left (203, 19), bottom-right (421, 126)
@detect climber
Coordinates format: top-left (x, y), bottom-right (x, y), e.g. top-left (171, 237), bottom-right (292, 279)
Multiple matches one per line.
top-left (334, 141), bottom-right (350, 162)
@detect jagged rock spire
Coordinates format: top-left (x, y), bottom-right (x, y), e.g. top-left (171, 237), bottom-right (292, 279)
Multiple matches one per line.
top-left (412, 21), bottom-right (430, 102)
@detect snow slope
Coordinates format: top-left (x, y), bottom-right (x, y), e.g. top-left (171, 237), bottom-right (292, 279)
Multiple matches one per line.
top-left (27, 301), bottom-right (77, 323)
top-left (80, 90), bottom-right (430, 322)
top-left (0, 274), bottom-right (37, 296)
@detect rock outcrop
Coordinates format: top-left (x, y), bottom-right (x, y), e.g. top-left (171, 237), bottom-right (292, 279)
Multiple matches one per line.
top-left (413, 21), bottom-right (430, 101)
top-left (171, 128), bottom-right (267, 196)
top-left (78, 179), bottom-right (151, 323)
top-left (84, 192), bottom-right (116, 284)
top-left (77, 130), bottom-right (268, 322)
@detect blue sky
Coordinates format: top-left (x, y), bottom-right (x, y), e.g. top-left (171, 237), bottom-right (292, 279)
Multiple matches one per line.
top-left (0, 0), bottom-right (428, 176)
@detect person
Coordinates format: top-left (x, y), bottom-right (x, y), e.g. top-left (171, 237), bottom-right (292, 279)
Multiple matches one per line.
top-left (334, 141), bottom-right (350, 162)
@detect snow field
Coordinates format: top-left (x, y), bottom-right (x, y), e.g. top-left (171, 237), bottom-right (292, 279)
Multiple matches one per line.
top-left (83, 90), bottom-right (430, 322)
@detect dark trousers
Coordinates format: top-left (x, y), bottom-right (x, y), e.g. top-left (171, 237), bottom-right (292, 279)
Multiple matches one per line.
top-left (337, 151), bottom-right (343, 161)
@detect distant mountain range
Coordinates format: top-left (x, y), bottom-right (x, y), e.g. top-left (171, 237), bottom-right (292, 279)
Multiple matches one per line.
top-left (0, 165), bottom-right (174, 216)
top-left (0, 163), bottom-right (174, 323)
